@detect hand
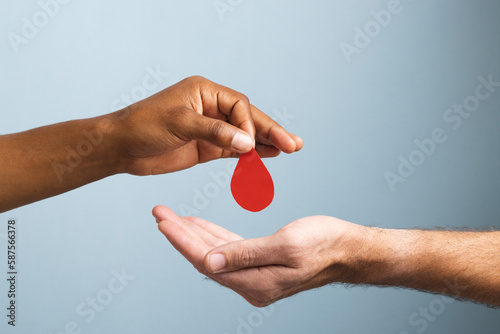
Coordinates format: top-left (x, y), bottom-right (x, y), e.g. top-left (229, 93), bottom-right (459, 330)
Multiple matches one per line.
top-left (154, 206), bottom-right (500, 307)
top-left (153, 205), bottom-right (359, 307)
top-left (0, 75), bottom-right (302, 212)
top-left (114, 76), bottom-right (303, 175)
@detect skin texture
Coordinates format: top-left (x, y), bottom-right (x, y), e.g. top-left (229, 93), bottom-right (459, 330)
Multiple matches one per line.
top-left (153, 205), bottom-right (500, 308)
top-left (0, 76), bottom-right (302, 213)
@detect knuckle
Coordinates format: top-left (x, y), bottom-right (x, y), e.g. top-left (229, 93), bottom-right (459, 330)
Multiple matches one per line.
top-left (278, 227), bottom-right (298, 249)
top-left (232, 95), bottom-right (250, 111)
top-left (186, 75), bottom-right (209, 87)
top-left (236, 247), bottom-right (253, 268)
top-left (187, 75), bottom-right (205, 82)
top-left (258, 122), bottom-right (279, 143)
top-left (238, 94), bottom-right (250, 105)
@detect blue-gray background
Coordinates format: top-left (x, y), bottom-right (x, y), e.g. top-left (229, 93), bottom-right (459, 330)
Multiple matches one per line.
top-left (1, 0), bottom-right (499, 333)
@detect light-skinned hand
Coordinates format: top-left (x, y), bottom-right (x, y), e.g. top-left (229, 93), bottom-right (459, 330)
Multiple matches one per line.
top-left (152, 205), bottom-right (358, 307)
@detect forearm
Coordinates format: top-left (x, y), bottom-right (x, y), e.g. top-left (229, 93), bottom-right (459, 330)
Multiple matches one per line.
top-left (341, 227), bottom-right (500, 306)
top-left (0, 111), bottom-right (126, 213)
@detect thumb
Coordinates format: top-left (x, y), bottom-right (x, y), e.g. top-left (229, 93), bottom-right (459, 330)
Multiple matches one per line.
top-left (204, 236), bottom-right (286, 274)
top-left (182, 111), bottom-right (253, 153)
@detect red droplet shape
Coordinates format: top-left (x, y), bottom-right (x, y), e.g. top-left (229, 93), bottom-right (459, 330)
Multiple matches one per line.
top-left (231, 148), bottom-right (274, 212)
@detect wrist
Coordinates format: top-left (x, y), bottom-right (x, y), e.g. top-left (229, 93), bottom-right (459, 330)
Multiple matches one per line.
top-left (333, 225), bottom-right (420, 286)
top-left (88, 111), bottom-right (129, 175)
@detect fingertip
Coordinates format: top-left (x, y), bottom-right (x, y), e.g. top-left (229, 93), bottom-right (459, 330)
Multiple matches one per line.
top-left (277, 133), bottom-right (298, 154)
top-left (204, 252), bottom-right (228, 274)
top-left (291, 134), bottom-right (304, 151)
top-left (271, 126), bottom-right (299, 154)
top-left (231, 131), bottom-right (253, 153)
top-left (286, 136), bottom-right (298, 154)
top-left (152, 205), bottom-right (166, 222)
top-left (235, 117), bottom-right (256, 147)
top-left (282, 133), bottom-right (303, 153)
top-left (153, 205), bottom-right (184, 225)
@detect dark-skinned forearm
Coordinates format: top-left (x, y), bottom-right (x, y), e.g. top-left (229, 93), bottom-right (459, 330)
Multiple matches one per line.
top-left (0, 111), bottom-right (126, 213)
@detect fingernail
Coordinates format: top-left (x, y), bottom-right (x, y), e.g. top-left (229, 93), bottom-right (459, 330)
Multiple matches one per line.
top-left (231, 132), bottom-right (252, 151)
top-left (208, 253), bottom-right (227, 273)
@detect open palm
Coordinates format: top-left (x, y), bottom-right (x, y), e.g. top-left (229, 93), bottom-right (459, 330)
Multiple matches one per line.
top-left (153, 206), bottom-right (352, 307)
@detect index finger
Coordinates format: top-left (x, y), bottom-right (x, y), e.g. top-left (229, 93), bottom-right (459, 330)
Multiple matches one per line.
top-left (200, 81), bottom-right (256, 140)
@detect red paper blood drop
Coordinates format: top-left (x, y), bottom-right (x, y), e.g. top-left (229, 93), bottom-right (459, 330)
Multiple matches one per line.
top-left (231, 148), bottom-right (274, 212)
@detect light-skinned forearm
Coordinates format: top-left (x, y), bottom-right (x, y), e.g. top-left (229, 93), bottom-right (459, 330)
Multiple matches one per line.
top-left (340, 227), bottom-right (500, 306)
top-left (0, 111), bottom-right (125, 213)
